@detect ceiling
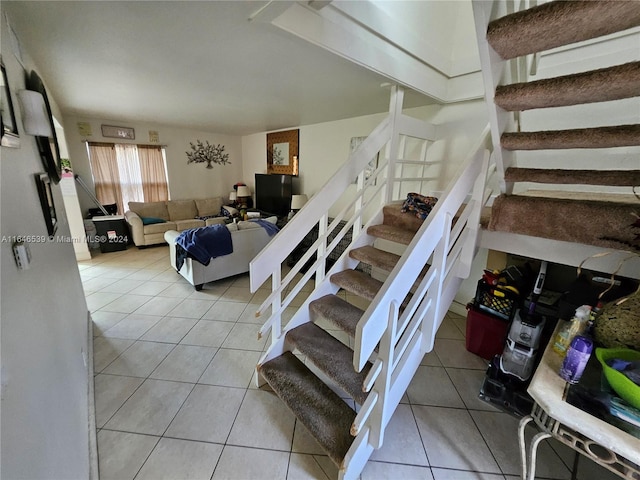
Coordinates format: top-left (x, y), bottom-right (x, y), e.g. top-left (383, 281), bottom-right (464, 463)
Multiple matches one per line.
top-left (3, 1), bottom-right (435, 136)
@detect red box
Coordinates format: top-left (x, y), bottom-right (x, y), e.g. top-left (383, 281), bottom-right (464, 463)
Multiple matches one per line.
top-left (465, 303), bottom-right (510, 360)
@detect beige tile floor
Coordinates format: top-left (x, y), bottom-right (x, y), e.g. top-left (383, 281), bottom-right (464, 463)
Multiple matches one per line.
top-left (82, 246), bottom-right (618, 480)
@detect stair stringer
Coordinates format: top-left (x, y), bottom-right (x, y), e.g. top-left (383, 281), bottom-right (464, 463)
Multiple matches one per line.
top-left (472, 0), bottom-right (518, 195)
top-left (479, 229), bottom-right (640, 280)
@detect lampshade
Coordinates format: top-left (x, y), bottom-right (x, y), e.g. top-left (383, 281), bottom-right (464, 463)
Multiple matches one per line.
top-left (17, 89), bottom-right (52, 137)
top-left (229, 191), bottom-right (237, 201)
top-left (291, 194), bottom-right (308, 210)
top-left (236, 186), bottom-right (251, 197)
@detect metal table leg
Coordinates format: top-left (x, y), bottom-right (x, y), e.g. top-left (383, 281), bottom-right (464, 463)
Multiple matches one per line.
top-left (519, 414), bottom-right (552, 480)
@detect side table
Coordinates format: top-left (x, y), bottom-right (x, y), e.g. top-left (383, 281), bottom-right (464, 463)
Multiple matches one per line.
top-left (519, 326), bottom-right (640, 479)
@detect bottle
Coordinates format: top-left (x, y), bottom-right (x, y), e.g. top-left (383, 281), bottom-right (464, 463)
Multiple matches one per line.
top-left (552, 305), bottom-right (591, 357)
top-left (559, 335), bottom-right (593, 384)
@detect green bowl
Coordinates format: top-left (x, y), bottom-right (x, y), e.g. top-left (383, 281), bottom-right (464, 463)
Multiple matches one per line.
top-left (595, 347), bottom-right (640, 410)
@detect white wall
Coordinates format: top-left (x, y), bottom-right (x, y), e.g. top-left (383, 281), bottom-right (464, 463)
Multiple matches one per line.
top-left (64, 116), bottom-right (245, 214)
top-left (241, 98), bottom-right (489, 310)
top-left (241, 98), bottom-right (488, 205)
top-left (1, 14), bottom-right (91, 478)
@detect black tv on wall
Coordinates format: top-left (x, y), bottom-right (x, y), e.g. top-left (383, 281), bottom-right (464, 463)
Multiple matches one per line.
top-left (255, 174), bottom-right (299, 217)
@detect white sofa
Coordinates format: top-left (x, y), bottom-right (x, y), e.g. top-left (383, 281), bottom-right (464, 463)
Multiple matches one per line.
top-left (164, 217), bottom-right (277, 290)
top-left (125, 197), bottom-right (226, 247)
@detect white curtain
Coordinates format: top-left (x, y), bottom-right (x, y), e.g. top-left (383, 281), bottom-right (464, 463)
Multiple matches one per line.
top-left (114, 144), bottom-right (144, 208)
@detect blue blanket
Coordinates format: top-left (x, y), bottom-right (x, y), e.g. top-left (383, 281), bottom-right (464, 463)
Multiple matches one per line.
top-left (250, 219), bottom-right (280, 236)
top-left (175, 224), bottom-right (232, 268)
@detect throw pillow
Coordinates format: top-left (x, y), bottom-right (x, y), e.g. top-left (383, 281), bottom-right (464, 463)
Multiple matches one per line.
top-left (141, 217), bottom-right (166, 225)
top-left (222, 206), bottom-right (239, 217)
top-left (401, 193), bottom-right (438, 220)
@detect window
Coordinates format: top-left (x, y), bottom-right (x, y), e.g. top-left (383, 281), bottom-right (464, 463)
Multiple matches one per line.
top-left (87, 142), bottom-right (168, 214)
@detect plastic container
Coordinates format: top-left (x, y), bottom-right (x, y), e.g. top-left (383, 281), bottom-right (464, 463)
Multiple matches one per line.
top-left (552, 305), bottom-right (591, 357)
top-left (474, 279), bottom-right (519, 321)
top-left (466, 303), bottom-right (510, 360)
top-left (92, 215), bottom-right (128, 253)
top-left (500, 339), bottom-right (537, 381)
top-left (595, 347), bottom-right (640, 410)
top-left (559, 335), bottom-right (593, 384)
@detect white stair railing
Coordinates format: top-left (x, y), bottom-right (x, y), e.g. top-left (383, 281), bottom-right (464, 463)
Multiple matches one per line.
top-left (342, 126), bottom-right (493, 479)
top-left (250, 86), bottom-right (440, 347)
top-left (250, 84), bottom-right (494, 479)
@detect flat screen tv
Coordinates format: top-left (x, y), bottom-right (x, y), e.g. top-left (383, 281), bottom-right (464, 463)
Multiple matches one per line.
top-left (255, 173), bottom-right (297, 217)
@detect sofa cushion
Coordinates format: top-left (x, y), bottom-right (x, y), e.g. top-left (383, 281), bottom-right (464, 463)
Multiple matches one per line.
top-left (144, 221), bottom-right (177, 234)
top-left (226, 222), bottom-right (239, 232)
top-left (195, 197), bottom-right (223, 217)
top-left (174, 219), bottom-right (205, 231)
top-left (141, 216), bottom-right (166, 225)
top-left (129, 201), bottom-right (169, 220)
top-left (167, 200), bottom-right (198, 221)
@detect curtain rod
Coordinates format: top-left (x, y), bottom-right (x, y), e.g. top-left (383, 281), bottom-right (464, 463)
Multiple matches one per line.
top-left (82, 140), bottom-right (168, 147)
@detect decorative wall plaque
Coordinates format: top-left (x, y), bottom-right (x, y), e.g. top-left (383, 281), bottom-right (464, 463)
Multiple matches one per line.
top-left (101, 124), bottom-right (135, 140)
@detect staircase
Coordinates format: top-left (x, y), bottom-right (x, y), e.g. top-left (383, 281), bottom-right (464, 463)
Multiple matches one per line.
top-left (258, 206), bottom-right (424, 467)
top-left (249, 1), bottom-right (640, 479)
top-left (473, 0), bottom-right (640, 266)
top-left (250, 85), bottom-right (490, 479)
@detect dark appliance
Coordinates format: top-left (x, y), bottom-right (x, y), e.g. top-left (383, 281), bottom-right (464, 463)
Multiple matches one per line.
top-left (255, 174), bottom-right (299, 217)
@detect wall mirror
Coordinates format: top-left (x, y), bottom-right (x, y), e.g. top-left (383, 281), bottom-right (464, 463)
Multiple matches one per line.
top-left (267, 129), bottom-right (299, 176)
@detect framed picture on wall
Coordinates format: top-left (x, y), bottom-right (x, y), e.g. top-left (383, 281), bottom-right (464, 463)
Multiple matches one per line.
top-left (27, 70), bottom-right (62, 184)
top-left (35, 172), bottom-right (58, 236)
top-left (1, 60), bottom-right (20, 148)
top-left (267, 129), bottom-right (299, 176)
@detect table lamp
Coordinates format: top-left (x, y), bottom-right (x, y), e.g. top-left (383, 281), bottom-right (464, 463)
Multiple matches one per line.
top-left (229, 191), bottom-right (237, 207)
top-left (236, 186), bottom-right (251, 206)
top-left (289, 194), bottom-right (308, 220)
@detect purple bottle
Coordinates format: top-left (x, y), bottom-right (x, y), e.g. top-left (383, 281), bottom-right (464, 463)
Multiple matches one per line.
top-left (559, 335), bottom-right (593, 384)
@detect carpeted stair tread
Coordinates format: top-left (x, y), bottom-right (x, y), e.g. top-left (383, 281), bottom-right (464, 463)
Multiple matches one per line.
top-left (486, 0), bottom-right (640, 60)
top-left (350, 245), bottom-right (400, 273)
top-left (309, 294), bottom-right (363, 338)
top-left (488, 194), bottom-right (640, 251)
top-left (350, 245), bottom-right (431, 287)
top-left (381, 204), bottom-right (425, 233)
top-left (331, 270), bottom-right (383, 301)
top-left (287, 322), bottom-right (371, 405)
top-left (501, 125), bottom-right (640, 150)
top-left (504, 167), bottom-right (640, 186)
top-left (367, 224), bottom-right (415, 245)
top-left (258, 352), bottom-right (356, 466)
top-left (495, 62), bottom-right (640, 111)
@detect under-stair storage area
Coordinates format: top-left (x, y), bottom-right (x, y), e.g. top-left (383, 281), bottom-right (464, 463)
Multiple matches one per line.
top-left (466, 251), bottom-right (639, 431)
